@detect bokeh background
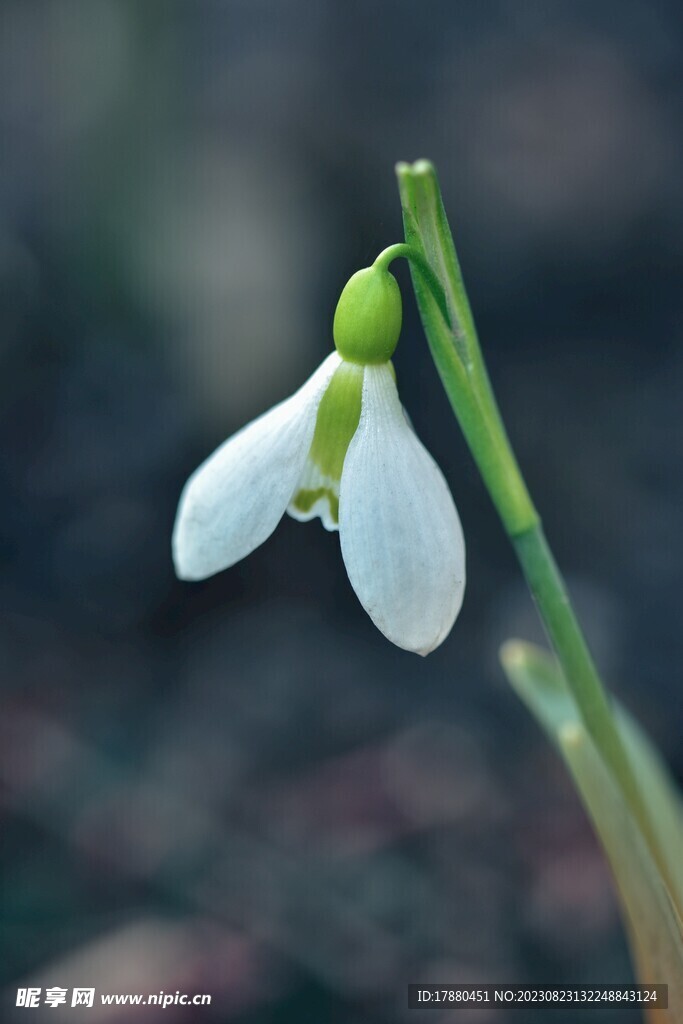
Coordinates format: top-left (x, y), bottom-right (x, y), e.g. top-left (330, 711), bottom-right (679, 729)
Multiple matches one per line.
top-left (2, 1), bottom-right (683, 1021)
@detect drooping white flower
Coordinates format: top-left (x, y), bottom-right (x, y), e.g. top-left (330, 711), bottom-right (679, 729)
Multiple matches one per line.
top-left (173, 265), bottom-right (465, 655)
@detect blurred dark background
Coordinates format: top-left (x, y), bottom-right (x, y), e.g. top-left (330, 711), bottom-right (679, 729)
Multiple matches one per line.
top-left (1, 1), bottom-right (682, 1021)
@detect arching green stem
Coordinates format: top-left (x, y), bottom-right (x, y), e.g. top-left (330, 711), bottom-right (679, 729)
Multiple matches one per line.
top-left (394, 158), bottom-right (657, 860)
top-left (374, 243), bottom-right (451, 328)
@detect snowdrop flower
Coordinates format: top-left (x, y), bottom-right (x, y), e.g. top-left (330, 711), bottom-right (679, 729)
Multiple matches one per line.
top-left (173, 264), bottom-right (465, 654)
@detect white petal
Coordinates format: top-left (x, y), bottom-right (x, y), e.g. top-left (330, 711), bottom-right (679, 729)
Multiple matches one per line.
top-left (339, 365), bottom-right (465, 655)
top-left (173, 352), bottom-right (341, 580)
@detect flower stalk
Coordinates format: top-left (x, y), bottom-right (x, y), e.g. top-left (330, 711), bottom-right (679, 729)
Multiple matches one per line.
top-left (391, 159), bottom-right (658, 863)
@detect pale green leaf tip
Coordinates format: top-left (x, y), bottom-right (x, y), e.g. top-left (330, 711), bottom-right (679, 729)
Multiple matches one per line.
top-left (558, 721), bottom-right (584, 750)
top-left (412, 158), bottom-right (435, 176)
top-left (499, 638), bottom-right (528, 672)
top-left (499, 639), bottom-right (552, 688)
top-left (395, 158), bottom-right (435, 178)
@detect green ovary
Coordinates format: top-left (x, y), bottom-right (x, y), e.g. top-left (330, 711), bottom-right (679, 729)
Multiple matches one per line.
top-left (290, 360), bottom-right (364, 525)
top-left (333, 266), bottom-right (402, 364)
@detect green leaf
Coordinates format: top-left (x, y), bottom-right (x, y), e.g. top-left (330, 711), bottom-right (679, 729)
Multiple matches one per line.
top-left (501, 640), bottom-right (683, 1018)
top-left (614, 706), bottom-right (683, 915)
top-left (559, 723), bottom-right (683, 1015)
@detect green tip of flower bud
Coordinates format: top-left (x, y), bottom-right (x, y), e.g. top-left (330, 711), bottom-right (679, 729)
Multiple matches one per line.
top-left (333, 266), bottom-right (402, 364)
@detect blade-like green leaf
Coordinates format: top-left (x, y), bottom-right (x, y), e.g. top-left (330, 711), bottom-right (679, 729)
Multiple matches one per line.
top-left (501, 640), bottom-right (683, 1018)
top-left (559, 722), bottom-right (683, 1018)
top-left (501, 640), bottom-right (683, 915)
top-left (615, 706), bottom-right (683, 915)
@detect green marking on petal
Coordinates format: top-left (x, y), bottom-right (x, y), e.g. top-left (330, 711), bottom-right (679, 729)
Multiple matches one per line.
top-left (292, 487), bottom-right (339, 524)
top-left (308, 361), bottom-right (364, 481)
top-left (287, 360), bottom-right (371, 531)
